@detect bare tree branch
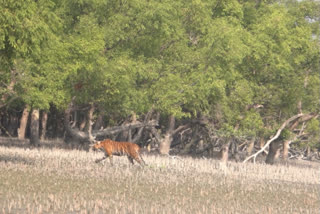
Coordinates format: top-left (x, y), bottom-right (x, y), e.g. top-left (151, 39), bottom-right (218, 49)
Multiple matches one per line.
top-left (243, 113), bottom-right (304, 163)
top-left (132, 108), bottom-right (154, 143)
top-left (149, 127), bottom-right (161, 142)
top-left (64, 97), bottom-right (159, 144)
top-left (93, 120), bottom-right (158, 139)
top-left (172, 124), bottom-right (190, 136)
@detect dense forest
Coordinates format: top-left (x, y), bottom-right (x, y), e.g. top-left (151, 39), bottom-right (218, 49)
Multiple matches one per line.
top-left (0, 0), bottom-right (319, 164)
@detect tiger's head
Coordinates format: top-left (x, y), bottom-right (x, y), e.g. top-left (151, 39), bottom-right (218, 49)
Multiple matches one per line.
top-left (92, 141), bottom-right (103, 150)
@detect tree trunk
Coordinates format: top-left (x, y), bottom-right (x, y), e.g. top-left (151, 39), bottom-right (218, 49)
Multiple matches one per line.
top-left (244, 114), bottom-right (305, 163)
top-left (71, 111), bottom-right (77, 128)
top-left (181, 136), bottom-right (197, 155)
top-left (93, 113), bottom-right (104, 130)
top-left (30, 109), bottom-right (40, 146)
top-left (220, 143), bottom-right (229, 163)
top-left (79, 117), bottom-right (86, 131)
top-left (159, 115), bottom-right (175, 155)
top-left (259, 138), bottom-right (265, 149)
top-left (128, 112), bottom-right (136, 142)
top-left (198, 139), bottom-right (204, 151)
top-left (246, 138), bottom-right (255, 156)
top-left (86, 103), bottom-right (95, 142)
top-left (64, 104), bottom-right (90, 143)
top-left (306, 146), bottom-right (311, 159)
top-left (282, 140), bottom-right (290, 160)
top-left (229, 139), bottom-right (240, 161)
top-left (8, 114), bottom-right (18, 136)
top-left (132, 109), bottom-right (154, 144)
top-left (40, 111), bottom-right (48, 140)
top-left (159, 134), bottom-right (173, 155)
top-left (18, 106), bottom-right (29, 139)
top-left (265, 141), bottom-right (281, 165)
top-left (117, 113), bottom-right (136, 142)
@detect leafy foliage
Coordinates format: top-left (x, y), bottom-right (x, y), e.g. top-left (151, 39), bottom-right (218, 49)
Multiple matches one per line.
top-left (0, 0), bottom-right (319, 147)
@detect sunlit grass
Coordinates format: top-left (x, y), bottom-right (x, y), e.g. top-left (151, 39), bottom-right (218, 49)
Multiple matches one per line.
top-left (0, 144), bottom-right (319, 213)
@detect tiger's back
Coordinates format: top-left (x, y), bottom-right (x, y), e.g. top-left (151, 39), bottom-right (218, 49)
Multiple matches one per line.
top-left (102, 139), bottom-right (140, 155)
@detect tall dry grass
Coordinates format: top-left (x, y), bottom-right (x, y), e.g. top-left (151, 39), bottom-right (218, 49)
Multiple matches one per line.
top-left (0, 142), bottom-right (319, 213)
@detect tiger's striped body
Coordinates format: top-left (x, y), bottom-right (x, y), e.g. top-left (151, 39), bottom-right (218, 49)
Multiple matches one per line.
top-left (93, 139), bottom-right (146, 166)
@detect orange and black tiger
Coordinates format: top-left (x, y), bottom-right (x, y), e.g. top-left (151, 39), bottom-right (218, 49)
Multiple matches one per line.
top-left (92, 139), bottom-right (146, 166)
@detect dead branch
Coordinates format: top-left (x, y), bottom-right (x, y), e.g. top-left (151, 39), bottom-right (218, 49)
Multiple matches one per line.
top-left (172, 124), bottom-right (190, 136)
top-left (289, 113), bottom-right (318, 130)
top-left (179, 128), bottom-right (191, 141)
top-left (282, 114), bottom-right (317, 153)
top-left (149, 127), bottom-right (162, 143)
top-left (64, 97), bottom-right (158, 143)
top-left (243, 113), bottom-right (304, 163)
top-left (93, 120), bottom-right (158, 139)
top-left (0, 123), bottom-right (13, 137)
top-left (64, 97), bottom-right (92, 143)
top-left (132, 108), bottom-right (154, 143)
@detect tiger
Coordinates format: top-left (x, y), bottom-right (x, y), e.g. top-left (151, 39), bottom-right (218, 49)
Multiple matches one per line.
top-left (92, 139), bottom-right (146, 166)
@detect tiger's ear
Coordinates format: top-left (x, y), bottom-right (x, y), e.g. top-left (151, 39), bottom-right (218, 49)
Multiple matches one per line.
top-left (91, 140), bottom-right (99, 146)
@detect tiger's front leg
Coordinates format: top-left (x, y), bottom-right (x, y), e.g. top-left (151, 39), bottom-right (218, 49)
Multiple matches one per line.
top-left (95, 155), bottom-right (107, 163)
top-left (109, 155), bottom-right (113, 166)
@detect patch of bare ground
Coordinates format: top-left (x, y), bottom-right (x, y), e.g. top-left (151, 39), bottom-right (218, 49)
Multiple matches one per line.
top-left (0, 141), bottom-right (319, 213)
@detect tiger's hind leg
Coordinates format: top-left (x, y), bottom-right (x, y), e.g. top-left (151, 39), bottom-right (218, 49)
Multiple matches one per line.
top-left (139, 154), bottom-right (146, 166)
top-left (133, 153), bottom-right (146, 166)
top-left (127, 156), bottom-right (134, 165)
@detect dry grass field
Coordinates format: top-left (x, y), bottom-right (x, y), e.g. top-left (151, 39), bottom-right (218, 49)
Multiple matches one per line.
top-left (0, 139), bottom-right (319, 213)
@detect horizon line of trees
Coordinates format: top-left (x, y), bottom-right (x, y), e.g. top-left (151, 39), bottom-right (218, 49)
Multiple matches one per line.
top-left (0, 0), bottom-right (320, 164)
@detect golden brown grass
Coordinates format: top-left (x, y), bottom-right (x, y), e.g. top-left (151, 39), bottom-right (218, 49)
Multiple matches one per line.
top-left (0, 142), bottom-right (319, 213)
